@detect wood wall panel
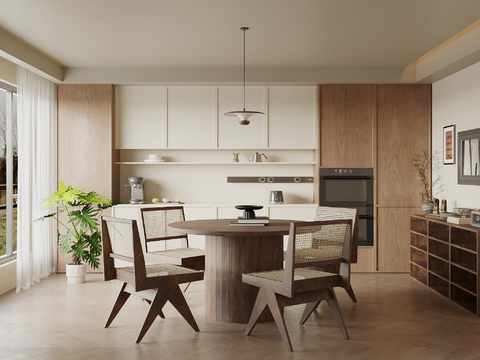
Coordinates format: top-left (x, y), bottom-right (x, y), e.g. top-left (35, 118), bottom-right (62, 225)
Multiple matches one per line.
top-left (320, 84), bottom-right (375, 168)
top-left (376, 84), bottom-right (431, 206)
top-left (377, 207), bottom-right (419, 272)
top-left (351, 247), bottom-right (375, 272)
top-left (56, 84), bottom-right (119, 273)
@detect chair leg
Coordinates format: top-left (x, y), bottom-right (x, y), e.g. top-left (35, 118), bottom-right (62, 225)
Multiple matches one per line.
top-left (168, 285), bottom-right (200, 332)
top-left (105, 282), bottom-right (130, 328)
top-left (183, 282), bottom-right (191, 293)
top-left (144, 299), bottom-right (165, 319)
top-left (136, 289), bottom-right (169, 343)
top-left (245, 289), bottom-right (269, 336)
top-left (299, 301), bottom-right (321, 325)
top-left (325, 288), bottom-right (349, 340)
top-left (345, 285), bottom-right (357, 303)
top-left (265, 291), bottom-right (293, 352)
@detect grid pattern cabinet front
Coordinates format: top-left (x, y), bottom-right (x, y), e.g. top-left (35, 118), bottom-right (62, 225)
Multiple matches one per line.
top-left (410, 215), bottom-right (480, 316)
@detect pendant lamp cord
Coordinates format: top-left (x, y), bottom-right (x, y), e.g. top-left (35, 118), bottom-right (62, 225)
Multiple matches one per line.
top-left (243, 28), bottom-right (246, 111)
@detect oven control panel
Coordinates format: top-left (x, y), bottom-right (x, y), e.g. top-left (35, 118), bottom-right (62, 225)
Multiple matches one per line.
top-left (319, 168), bottom-right (374, 177)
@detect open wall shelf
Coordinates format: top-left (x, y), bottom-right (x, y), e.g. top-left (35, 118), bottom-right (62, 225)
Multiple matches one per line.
top-left (410, 215), bottom-right (480, 316)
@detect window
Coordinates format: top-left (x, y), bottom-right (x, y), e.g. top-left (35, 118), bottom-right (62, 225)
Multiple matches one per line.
top-left (0, 82), bottom-right (17, 264)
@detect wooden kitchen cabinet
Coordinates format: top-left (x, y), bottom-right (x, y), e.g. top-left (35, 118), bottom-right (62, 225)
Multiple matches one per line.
top-left (115, 86), bottom-right (167, 149)
top-left (217, 86), bottom-right (267, 149)
top-left (377, 84), bottom-right (431, 206)
top-left (167, 87), bottom-right (217, 148)
top-left (319, 84), bottom-right (375, 168)
top-left (268, 86), bottom-right (316, 149)
top-left (377, 207), bottom-right (420, 272)
top-left (316, 84), bottom-right (431, 273)
top-left (57, 84), bottom-right (119, 273)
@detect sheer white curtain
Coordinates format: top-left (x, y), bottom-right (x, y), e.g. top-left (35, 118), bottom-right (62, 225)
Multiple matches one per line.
top-left (16, 67), bottom-right (56, 292)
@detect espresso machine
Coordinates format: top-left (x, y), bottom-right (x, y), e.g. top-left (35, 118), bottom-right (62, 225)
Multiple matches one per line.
top-left (124, 177), bottom-right (145, 204)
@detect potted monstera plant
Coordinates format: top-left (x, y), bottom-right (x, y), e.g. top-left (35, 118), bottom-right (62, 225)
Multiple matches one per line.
top-left (39, 181), bottom-right (113, 284)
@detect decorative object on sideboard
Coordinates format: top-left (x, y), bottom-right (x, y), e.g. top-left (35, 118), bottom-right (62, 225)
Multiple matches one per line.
top-left (246, 152), bottom-right (268, 162)
top-left (441, 199), bottom-right (447, 212)
top-left (269, 190), bottom-right (284, 204)
top-left (471, 211), bottom-right (480, 228)
top-left (223, 27), bottom-right (265, 125)
top-left (420, 200), bottom-right (435, 215)
top-left (453, 207), bottom-right (473, 218)
top-left (232, 152), bottom-right (240, 162)
top-left (124, 176), bottom-right (145, 204)
top-left (443, 125), bottom-right (455, 165)
top-left (413, 150), bottom-right (444, 214)
top-left (432, 198), bottom-right (439, 214)
top-left (457, 127), bottom-right (480, 185)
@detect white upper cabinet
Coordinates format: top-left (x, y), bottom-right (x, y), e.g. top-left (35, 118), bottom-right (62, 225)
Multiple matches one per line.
top-left (167, 87), bottom-right (216, 149)
top-left (115, 86), bottom-right (167, 149)
top-left (217, 87), bottom-right (267, 149)
top-left (268, 87), bottom-right (317, 149)
top-left (115, 86), bottom-right (317, 150)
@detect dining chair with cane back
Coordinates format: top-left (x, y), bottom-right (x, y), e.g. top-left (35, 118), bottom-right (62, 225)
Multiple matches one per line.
top-left (139, 206), bottom-right (205, 272)
top-left (314, 206), bottom-right (359, 302)
top-left (101, 216), bottom-right (204, 343)
top-left (242, 219), bottom-right (352, 352)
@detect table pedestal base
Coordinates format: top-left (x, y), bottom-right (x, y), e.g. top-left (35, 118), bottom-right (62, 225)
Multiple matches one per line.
top-left (205, 234), bottom-right (284, 324)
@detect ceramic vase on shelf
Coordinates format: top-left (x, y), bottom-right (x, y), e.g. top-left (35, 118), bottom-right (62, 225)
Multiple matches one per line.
top-left (421, 199), bottom-right (435, 215)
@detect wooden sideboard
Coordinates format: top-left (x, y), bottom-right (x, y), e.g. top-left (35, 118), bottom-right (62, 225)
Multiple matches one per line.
top-left (410, 215), bottom-right (480, 316)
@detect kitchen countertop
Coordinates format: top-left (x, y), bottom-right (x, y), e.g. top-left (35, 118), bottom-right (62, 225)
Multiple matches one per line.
top-left (113, 203), bottom-right (318, 208)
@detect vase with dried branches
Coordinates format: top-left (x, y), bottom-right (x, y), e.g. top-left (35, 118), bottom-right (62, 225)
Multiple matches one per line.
top-left (413, 150), bottom-right (444, 214)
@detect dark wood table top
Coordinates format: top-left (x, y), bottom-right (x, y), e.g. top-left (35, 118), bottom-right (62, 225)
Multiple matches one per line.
top-left (168, 218), bottom-right (295, 237)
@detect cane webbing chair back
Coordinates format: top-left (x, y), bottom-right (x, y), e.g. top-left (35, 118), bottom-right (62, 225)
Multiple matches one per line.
top-left (315, 206), bottom-right (359, 263)
top-left (293, 221), bottom-right (351, 265)
top-left (139, 206), bottom-right (205, 271)
top-left (142, 207), bottom-right (185, 241)
top-left (105, 220), bottom-right (135, 259)
top-left (100, 216), bottom-right (204, 343)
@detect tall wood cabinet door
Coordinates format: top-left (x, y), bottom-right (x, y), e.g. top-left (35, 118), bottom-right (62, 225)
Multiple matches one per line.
top-left (57, 84), bottom-right (118, 273)
top-left (268, 86), bottom-right (316, 149)
top-left (377, 85), bottom-right (431, 206)
top-left (218, 86), bottom-right (266, 149)
top-left (320, 84), bottom-right (375, 167)
top-left (377, 207), bottom-right (418, 272)
top-left (115, 86), bottom-right (166, 149)
top-left (167, 87), bottom-right (216, 148)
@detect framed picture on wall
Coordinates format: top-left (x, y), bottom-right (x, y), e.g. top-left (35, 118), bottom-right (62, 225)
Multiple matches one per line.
top-left (443, 124), bottom-right (455, 164)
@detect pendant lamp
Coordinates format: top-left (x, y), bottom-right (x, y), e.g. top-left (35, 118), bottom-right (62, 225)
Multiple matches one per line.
top-left (224, 27), bottom-right (264, 125)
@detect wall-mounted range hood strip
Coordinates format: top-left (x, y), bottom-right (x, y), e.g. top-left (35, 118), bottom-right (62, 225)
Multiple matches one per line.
top-left (227, 176), bottom-right (313, 183)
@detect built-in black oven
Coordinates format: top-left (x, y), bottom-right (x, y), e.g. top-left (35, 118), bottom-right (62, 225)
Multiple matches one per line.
top-left (319, 168), bottom-right (374, 246)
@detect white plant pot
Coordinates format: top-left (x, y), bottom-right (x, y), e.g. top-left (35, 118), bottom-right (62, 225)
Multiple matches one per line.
top-left (66, 263), bottom-right (87, 284)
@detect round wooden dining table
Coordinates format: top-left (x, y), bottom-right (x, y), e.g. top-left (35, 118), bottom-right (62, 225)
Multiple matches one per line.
top-left (168, 218), bottom-right (294, 324)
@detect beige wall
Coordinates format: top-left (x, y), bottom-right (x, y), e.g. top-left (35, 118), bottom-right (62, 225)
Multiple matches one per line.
top-left (432, 60), bottom-right (480, 209)
top-left (0, 57), bottom-right (17, 85)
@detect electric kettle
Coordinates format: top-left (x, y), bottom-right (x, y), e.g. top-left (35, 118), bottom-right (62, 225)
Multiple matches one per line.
top-left (246, 152), bottom-right (268, 162)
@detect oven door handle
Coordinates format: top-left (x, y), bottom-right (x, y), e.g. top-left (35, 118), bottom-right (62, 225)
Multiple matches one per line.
top-left (320, 176), bottom-right (372, 180)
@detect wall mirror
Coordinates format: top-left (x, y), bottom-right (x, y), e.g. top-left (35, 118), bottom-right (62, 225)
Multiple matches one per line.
top-left (458, 128), bottom-right (480, 185)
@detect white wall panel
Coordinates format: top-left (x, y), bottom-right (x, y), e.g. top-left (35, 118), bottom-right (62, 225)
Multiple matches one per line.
top-left (432, 61), bottom-right (480, 210)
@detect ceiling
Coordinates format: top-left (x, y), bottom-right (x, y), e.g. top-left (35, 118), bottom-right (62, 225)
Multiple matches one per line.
top-left (1, 0), bottom-right (480, 71)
